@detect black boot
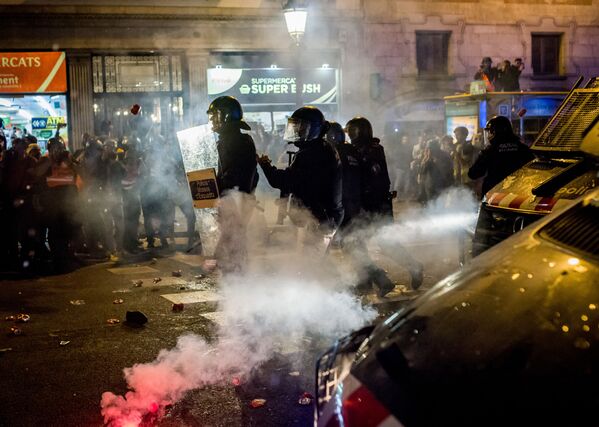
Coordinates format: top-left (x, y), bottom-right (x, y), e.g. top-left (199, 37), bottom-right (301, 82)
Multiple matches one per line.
top-left (368, 267), bottom-right (395, 297)
top-left (410, 263), bottom-right (424, 290)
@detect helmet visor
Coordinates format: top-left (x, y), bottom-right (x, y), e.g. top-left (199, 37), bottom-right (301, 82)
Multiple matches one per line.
top-left (208, 110), bottom-right (225, 132)
top-left (284, 118), bottom-right (311, 143)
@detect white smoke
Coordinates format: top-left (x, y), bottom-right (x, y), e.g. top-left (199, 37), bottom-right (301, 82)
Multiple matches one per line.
top-left (378, 186), bottom-right (479, 245)
top-left (100, 186), bottom-right (478, 426)
top-left (100, 192), bottom-right (376, 427)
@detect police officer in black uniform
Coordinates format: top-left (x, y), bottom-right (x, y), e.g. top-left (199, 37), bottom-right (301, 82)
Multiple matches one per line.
top-left (208, 96), bottom-right (258, 272)
top-left (468, 115), bottom-right (535, 196)
top-left (258, 106), bottom-right (343, 239)
top-left (345, 117), bottom-right (424, 294)
top-left (325, 121), bottom-right (361, 227)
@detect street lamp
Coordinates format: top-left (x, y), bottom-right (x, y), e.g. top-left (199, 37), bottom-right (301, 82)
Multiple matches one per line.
top-left (283, 0), bottom-right (308, 46)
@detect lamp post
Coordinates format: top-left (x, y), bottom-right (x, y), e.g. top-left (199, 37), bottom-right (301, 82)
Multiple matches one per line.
top-left (283, 0), bottom-right (307, 46)
top-left (283, 0), bottom-right (308, 109)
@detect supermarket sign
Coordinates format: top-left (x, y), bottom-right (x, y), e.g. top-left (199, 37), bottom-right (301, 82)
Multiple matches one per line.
top-left (207, 67), bottom-right (338, 106)
top-left (0, 52), bottom-right (67, 93)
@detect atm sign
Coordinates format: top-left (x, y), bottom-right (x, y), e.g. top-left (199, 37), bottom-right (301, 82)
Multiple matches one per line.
top-left (32, 116), bottom-right (65, 129)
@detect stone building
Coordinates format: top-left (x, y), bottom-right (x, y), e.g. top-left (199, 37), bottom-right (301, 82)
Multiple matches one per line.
top-left (0, 0), bottom-right (598, 148)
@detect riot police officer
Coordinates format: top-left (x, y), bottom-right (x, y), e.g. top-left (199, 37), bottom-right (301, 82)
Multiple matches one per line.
top-left (468, 115), bottom-right (535, 196)
top-left (258, 106), bottom-right (343, 237)
top-left (345, 117), bottom-right (393, 218)
top-left (325, 121), bottom-right (361, 226)
top-left (345, 116), bottom-right (424, 293)
top-left (208, 96), bottom-right (258, 272)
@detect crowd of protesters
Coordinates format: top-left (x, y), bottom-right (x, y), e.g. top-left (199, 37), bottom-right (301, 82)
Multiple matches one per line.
top-left (0, 117), bottom-right (198, 274)
top-left (474, 56), bottom-right (524, 92)
top-left (385, 126), bottom-right (482, 204)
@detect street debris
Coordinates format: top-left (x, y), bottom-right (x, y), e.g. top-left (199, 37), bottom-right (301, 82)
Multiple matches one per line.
top-left (298, 392), bottom-right (314, 405)
top-left (288, 371), bottom-right (300, 377)
top-left (202, 259), bottom-right (217, 272)
top-left (132, 279), bottom-right (143, 287)
top-left (9, 327), bottom-right (22, 336)
top-left (250, 399), bottom-right (266, 408)
top-left (150, 258), bottom-right (158, 265)
top-left (0, 348), bottom-right (12, 353)
top-left (152, 277), bottom-right (162, 284)
top-left (15, 314), bottom-right (30, 323)
top-left (107, 318), bottom-right (120, 325)
top-left (59, 340), bottom-right (70, 346)
top-left (70, 300), bottom-right (85, 305)
top-left (126, 311), bottom-right (148, 325)
top-left (113, 299), bottom-right (124, 305)
top-left (172, 270), bottom-right (182, 277)
top-left (194, 274), bottom-right (204, 280)
top-left (172, 303), bottom-right (184, 312)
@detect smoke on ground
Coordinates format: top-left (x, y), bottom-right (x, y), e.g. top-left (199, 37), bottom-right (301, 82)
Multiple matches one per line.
top-left (100, 192), bottom-right (376, 427)
top-left (100, 178), bottom-right (479, 425)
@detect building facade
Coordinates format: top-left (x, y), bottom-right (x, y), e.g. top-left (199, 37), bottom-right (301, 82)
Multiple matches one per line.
top-left (0, 0), bottom-right (598, 148)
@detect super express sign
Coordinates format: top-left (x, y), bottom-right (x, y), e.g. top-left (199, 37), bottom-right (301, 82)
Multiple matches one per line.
top-left (0, 52), bottom-right (67, 93)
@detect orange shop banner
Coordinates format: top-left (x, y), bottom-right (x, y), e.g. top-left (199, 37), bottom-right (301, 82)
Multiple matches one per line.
top-left (0, 52), bottom-right (67, 93)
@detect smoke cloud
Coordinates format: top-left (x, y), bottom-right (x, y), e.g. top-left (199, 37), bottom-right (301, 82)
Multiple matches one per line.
top-left (100, 185), bottom-right (477, 426)
top-left (100, 191), bottom-right (376, 427)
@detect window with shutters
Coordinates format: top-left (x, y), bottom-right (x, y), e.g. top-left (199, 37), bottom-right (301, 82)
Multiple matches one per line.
top-left (531, 34), bottom-right (562, 76)
top-left (416, 31), bottom-right (450, 77)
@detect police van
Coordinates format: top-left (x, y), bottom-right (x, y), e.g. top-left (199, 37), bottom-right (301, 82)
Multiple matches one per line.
top-left (472, 77), bottom-right (599, 255)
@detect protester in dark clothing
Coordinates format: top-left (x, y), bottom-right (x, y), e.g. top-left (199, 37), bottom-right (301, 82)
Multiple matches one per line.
top-left (419, 138), bottom-right (454, 201)
top-left (474, 57), bottom-right (498, 91)
top-left (208, 96), bottom-right (258, 272)
top-left (496, 60), bottom-right (520, 91)
top-left (512, 58), bottom-right (525, 90)
top-left (453, 126), bottom-right (477, 188)
top-left (140, 126), bottom-right (172, 249)
top-left (0, 138), bottom-right (29, 269)
top-left (468, 116), bottom-right (535, 196)
top-left (102, 139), bottom-right (125, 257)
top-left (120, 137), bottom-right (144, 253)
top-left (31, 137), bottom-right (81, 272)
top-left (78, 138), bottom-right (109, 257)
top-left (259, 106), bottom-right (343, 233)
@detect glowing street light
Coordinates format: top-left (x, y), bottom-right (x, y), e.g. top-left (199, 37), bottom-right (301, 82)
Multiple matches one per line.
top-left (283, 0), bottom-right (308, 46)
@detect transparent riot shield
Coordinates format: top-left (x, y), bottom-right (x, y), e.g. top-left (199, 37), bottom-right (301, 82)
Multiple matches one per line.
top-left (176, 124), bottom-right (219, 254)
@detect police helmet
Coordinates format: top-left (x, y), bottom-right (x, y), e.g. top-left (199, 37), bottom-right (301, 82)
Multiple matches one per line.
top-left (345, 116), bottom-right (373, 143)
top-left (207, 96), bottom-right (250, 132)
top-left (485, 116), bottom-right (514, 138)
top-left (325, 121), bottom-right (345, 146)
top-left (284, 106), bottom-right (325, 143)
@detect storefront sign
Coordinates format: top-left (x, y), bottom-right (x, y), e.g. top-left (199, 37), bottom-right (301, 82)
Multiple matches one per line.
top-left (522, 97), bottom-right (563, 117)
top-left (0, 52), bottom-right (67, 93)
top-left (31, 116), bottom-right (66, 130)
top-left (207, 68), bottom-right (338, 106)
top-left (446, 101), bottom-right (479, 117)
